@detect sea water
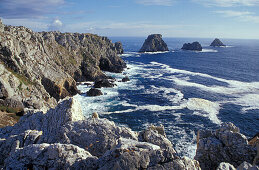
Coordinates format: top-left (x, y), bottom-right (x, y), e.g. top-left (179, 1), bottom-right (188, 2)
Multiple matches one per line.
top-left (74, 37), bottom-right (259, 158)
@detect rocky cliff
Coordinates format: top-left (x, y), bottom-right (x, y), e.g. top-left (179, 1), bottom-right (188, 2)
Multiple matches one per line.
top-left (181, 42), bottom-right (202, 51)
top-left (139, 34), bottom-right (169, 52)
top-left (0, 19), bottom-right (126, 113)
top-left (210, 38), bottom-right (226, 47)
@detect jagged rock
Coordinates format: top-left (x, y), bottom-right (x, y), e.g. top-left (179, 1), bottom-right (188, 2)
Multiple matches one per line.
top-left (147, 157), bottom-right (201, 170)
top-left (59, 118), bottom-right (138, 157)
top-left (181, 42), bottom-right (202, 51)
top-left (115, 41), bottom-right (124, 54)
top-left (237, 161), bottom-right (259, 170)
top-left (5, 143), bottom-right (98, 169)
top-left (217, 162), bottom-right (236, 170)
top-left (87, 88), bottom-right (103, 96)
top-left (195, 122), bottom-right (257, 170)
top-left (210, 38), bottom-right (226, 47)
top-left (94, 79), bottom-right (115, 88)
top-left (139, 34), bottom-right (169, 53)
top-left (122, 76), bottom-right (130, 82)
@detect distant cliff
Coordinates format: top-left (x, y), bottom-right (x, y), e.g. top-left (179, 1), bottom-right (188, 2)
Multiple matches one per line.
top-left (139, 34), bottom-right (168, 52)
top-left (0, 19), bottom-right (126, 112)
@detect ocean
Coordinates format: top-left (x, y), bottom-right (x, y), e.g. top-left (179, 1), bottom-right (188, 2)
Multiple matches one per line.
top-left (74, 37), bottom-right (259, 158)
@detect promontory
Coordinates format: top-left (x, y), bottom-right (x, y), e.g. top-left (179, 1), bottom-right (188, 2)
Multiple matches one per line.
top-left (139, 34), bottom-right (169, 53)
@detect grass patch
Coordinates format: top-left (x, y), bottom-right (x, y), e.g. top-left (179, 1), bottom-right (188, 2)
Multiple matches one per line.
top-left (0, 105), bottom-right (23, 114)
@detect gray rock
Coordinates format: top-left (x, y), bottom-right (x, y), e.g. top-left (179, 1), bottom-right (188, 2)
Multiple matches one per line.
top-left (181, 42), bottom-right (202, 51)
top-left (5, 143), bottom-right (98, 169)
top-left (139, 34), bottom-right (169, 53)
top-left (237, 161), bottom-right (259, 170)
top-left (94, 79), bottom-right (115, 88)
top-left (122, 76), bottom-right (130, 82)
top-left (217, 162), bottom-right (236, 170)
top-left (195, 122), bottom-right (257, 170)
top-left (210, 38), bottom-right (226, 47)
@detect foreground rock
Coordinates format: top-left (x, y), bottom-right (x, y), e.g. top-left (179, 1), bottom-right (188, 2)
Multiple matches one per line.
top-left (139, 34), bottom-right (169, 52)
top-left (210, 38), bottom-right (226, 47)
top-left (0, 97), bottom-right (199, 169)
top-left (0, 19), bottom-right (126, 115)
top-left (181, 42), bottom-right (202, 51)
top-left (87, 88), bottom-right (103, 96)
top-left (195, 122), bottom-right (257, 169)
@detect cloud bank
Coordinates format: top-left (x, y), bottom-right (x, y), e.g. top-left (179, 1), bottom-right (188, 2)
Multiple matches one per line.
top-left (194, 0), bottom-right (259, 7)
top-left (135, 0), bottom-right (174, 6)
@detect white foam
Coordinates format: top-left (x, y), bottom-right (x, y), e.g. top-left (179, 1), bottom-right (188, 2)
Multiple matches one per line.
top-left (186, 98), bottom-right (221, 124)
top-left (230, 94), bottom-right (259, 112)
top-left (142, 51), bottom-right (170, 55)
top-left (200, 49), bottom-right (218, 53)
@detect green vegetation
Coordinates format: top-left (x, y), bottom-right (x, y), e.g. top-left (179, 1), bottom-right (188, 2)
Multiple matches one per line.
top-left (0, 105), bottom-right (23, 114)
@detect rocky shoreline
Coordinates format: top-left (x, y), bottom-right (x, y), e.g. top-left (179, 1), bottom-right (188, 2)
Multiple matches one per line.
top-left (0, 97), bottom-right (257, 169)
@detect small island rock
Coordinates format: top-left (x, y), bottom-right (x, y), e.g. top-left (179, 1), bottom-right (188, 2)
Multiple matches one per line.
top-left (181, 42), bottom-right (202, 51)
top-left (94, 79), bottom-right (115, 88)
top-left (210, 38), bottom-right (226, 47)
top-left (139, 34), bottom-right (169, 53)
top-left (86, 88), bottom-right (103, 96)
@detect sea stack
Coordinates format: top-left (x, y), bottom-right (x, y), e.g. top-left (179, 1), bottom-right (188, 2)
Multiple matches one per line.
top-left (210, 38), bottom-right (226, 47)
top-left (139, 34), bottom-right (169, 53)
top-left (181, 42), bottom-right (202, 51)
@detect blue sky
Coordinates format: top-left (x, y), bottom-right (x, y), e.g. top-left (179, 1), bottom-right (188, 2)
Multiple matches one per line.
top-left (1, 0), bottom-right (259, 39)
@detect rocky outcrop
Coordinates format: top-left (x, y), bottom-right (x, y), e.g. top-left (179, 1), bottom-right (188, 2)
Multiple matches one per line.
top-left (139, 34), bottom-right (169, 52)
top-left (0, 19), bottom-right (125, 112)
top-left (210, 38), bottom-right (226, 47)
top-left (181, 42), bottom-right (202, 51)
top-left (195, 122), bottom-right (257, 169)
top-left (0, 97), bottom-right (200, 169)
top-left (115, 41), bottom-right (124, 54)
top-left (87, 88), bottom-right (103, 96)
top-left (122, 76), bottom-right (130, 82)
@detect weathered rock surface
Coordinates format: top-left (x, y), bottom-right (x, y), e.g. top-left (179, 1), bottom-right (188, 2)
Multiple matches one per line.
top-left (0, 19), bottom-right (125, 113)
top-left (181, 42), bottom-right (202, 51)
top-left (139, 34), bottom-right (169, 52)
top-left (0, 97), bottom-right (199, 169)
top-left (217, 162), bottom-right (236, 170)
top-left (87, 88), bottom-right (103, 96)
top-left (210, 38), bottom-right (226, 47)
top-left (195, 122), bottom-right (257, 170)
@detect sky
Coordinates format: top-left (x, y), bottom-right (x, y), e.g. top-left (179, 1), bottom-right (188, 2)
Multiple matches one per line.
top-left (0, 0), bottom-right (259, 39)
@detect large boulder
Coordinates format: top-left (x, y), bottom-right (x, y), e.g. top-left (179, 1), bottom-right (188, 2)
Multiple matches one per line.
top-left (139, 34), bottom-right (169, 53)
top-left (5, 143), bottom-right (98, 169)
top-left (195, 122), bottom-right (257, 170)
top-left (122, 76), bottom-right (130, 82)
top-left (210, 38), bottom-right (226, 47)
top-left (181, 42), bottom-right (202, 51)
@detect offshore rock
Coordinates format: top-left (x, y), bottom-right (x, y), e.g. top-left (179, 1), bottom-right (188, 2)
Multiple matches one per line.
top-left (122, 76), bottom-right (130, 82)
top-left (195, 122), bottom-right (257, 170)
top-left (181, 42), bottom-right (202, 51)
top-left (87, 88), bottom-right (103, 96)
top-left (115, 41), bottom-right (124, 54)
top-left (210, 38), bottom-right (226, 47)
top-left (139, 34), bottom-right (169, 52)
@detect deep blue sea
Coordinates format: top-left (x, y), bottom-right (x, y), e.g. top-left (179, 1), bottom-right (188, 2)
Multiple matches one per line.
top-left (75, 37), bottom-right (259, 158)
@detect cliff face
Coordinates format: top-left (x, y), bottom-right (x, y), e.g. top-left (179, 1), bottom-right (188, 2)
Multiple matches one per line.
top-left (139, 34), bottom-right (169, 53)
top-left (0, 20), bottom-right (126, 111)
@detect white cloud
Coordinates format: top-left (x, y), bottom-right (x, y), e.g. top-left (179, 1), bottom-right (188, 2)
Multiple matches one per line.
top-left (0, 0), bottom-right (64, 19)
top-left (194, 0), bottom-right (259, 7)
top-left (135, 0), bottom-right (174, 6)
top-left (215, 10), bottom-right (259, 23)
top-left (48, 19), bottom-right (63, 31)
